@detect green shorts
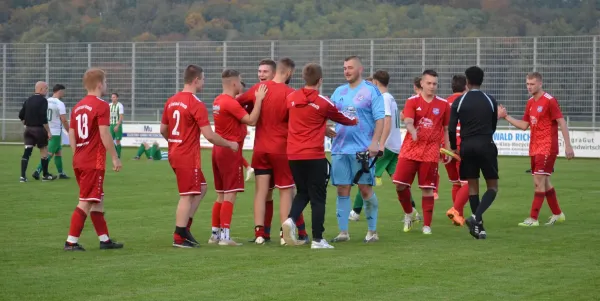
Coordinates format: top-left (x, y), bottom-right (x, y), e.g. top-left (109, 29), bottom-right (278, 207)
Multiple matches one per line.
top-left (48, 135), bottom-right (62, 154)
top-left (110, 124), bottom-right (123, 140)
top-left (148, 145), bottom-right (162, 161)
top-left (375, 148), bottom-right (399, 178)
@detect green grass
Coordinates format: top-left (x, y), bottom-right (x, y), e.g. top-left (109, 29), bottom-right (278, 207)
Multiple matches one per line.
top-left (1, 145), bottom-right (599, 301)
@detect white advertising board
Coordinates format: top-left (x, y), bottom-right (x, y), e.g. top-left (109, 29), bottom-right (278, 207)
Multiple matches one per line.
top-left (121, 124), bottom-right (600, 158)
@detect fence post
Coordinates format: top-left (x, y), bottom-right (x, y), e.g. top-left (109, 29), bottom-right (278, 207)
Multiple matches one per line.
top-left (421, 39), bottom-right (426, 71)
top-left (87, 43), bottom-right (91, 68)
top-left (271, 41), bottom-right (275, 60)
top-left (175, 42), bottom-right (180, 93)
top-left (593, 36), bottom-right (597, 129)
top-left (45, 44), bottom-right (49, 84)
top-left (533, 37), bottom-right (538, 72)
top-left (223, 42), bottom-right (227, 69)
top-left (476, 38), bottom-right (481, 66)
top-left (319, 40), bottom-right (323, 94)
top-left (2, 44), bottom-right (6, 141)
top-left (131, 43), bottom-right (136, 121)
top-left (369, 39), bottom-right (374, 76)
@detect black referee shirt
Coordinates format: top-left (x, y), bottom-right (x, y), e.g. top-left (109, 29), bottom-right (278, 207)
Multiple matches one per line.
top-left (18, 94), bottom-right (48, 126)
top-left (449, 89), bottom-right (498, 150)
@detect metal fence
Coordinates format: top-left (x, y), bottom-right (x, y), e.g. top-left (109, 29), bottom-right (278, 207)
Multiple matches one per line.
top-left (1, 36), bottom-right (598, 141)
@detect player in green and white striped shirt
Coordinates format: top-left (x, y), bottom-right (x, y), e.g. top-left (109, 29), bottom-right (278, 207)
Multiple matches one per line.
top-left (109, 92), bottom-right (124, 158)
top-left (33, 84), bottom-right (68, 180)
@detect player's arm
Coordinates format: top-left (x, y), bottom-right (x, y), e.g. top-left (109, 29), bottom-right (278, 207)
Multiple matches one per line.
top-left (239, 84), bottom-right (267, 126)
top-left (449, 100), bottom-right (459, 150)
top-left (379, 95), bottom-right (393, 151)
top-left (200, 125), bottom-right (238, 151)
top-left (403, 99), bottom-right (418, 141)
top-left (503, 102), bottom-right (530, 130)
top-left (59, 102), bottom-right (69, 131)
top-left (443, 102), bottom-right (451, 151)
top-left (98, 105), bottom-right (121, 171)
top-left (325, 99), bottom-right (358, 126)
top-left (236, 87), bottom-right (256, 107)
top-left (18, 100), bottom-right (26, 123)
top-left (551, 99), bottom-right (574, 159)
top-left (115, 104), bottom-right (124, 130)
top-left (369, 92), bottom-right (385, 155)
top-left (41, 100), bottom-right (51, 138)
top-left (160, 104), bottom-right (169, 140)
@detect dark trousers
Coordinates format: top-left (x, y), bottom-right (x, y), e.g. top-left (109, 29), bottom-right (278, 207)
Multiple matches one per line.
top-left (288, 158), bottom-right (330, 240)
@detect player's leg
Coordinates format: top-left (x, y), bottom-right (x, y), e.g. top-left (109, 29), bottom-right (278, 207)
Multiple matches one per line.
top-left (445, 158), bottom-right (466, 226)
top-left (263, 189), bottom-right (274, 241)
top-left (115, 125), bottom-right (123, 158)
top-left (251, 152), bottom-right (272, 242)
top-left (214, 147), bottom-right (244, 246)
top-left (433, 168), bottom-right (440, 200)
top-left (305, 159), bottom-right (333, 248)
top-left (519, 156), bottom-right (547, 227)
top-left (350, 192), bottom-right (363, 221)
top-left (270, 153), bottom-right (302, 245)
top-left (331, 154), bottom-right (353, 242)
top-left (134, 142), bottom-right (149, 159)
top-left (90, 177), bottom-right (124, 249)
top-left (374, 148), bottom-right (394, 186)
top-left (150, 143), bottom-right (163, 161)
top-left (186, 185), bottom-right (207, 245)
top-left (540, 155), bottom-right (564, 225)
top-left (392, 158), bottom-right (419, 232)
top-left (210, 193), bottom-right (224, 244)
top-left (357, 156), bottom-right (379, 242)
top-left (416, 162), bottom-right (437, 234)
top-left (172, 168), bottom-right (203, 248)
top-left (218, 192), bottom-right (242, 246)
top-left (64, 168), bottom-right (94, 250)
top-left (37, 130), bottom-right (55, 181)
top-left (282, 160), bottom-right (311, 246)
top-left (390, 154), bottom-right (421, 221)
top-left (54, 141), bottom-right (68, 178)
top-left (20, 129), bottom-right (36, 182)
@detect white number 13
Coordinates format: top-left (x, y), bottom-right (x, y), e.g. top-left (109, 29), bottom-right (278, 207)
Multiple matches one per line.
top-left (75, 113), bottom-right (89, 139)
top-left (172, 110), bottom-right (181, 136)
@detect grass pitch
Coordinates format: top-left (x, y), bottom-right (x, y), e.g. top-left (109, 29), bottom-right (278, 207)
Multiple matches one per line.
top-left (0, 145), bottom-right (599, 301)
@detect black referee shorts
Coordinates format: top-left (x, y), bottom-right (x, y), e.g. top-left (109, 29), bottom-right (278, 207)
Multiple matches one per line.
top-left (459, 137), bottom-right (499, 180)
top-left (24, 126), bottom-right (48, 148)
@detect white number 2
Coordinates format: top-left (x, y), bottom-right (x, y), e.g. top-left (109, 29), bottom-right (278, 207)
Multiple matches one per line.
top-left (172, 110), bottom-right (181, 136)
top-left (75, 113), bottom-right (89, 139)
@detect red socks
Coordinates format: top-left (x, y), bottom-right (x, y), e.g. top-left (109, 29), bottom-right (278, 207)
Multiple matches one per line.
top-left (451, 185), bottom-right (461, 204)
top-left (422, 196), bottom-right (435, 227)
top-left (220, 201), bottom-right (234, 230)
top-left (90, 211), bottom-right (110, 242)
top-left (545, 188), bottom-right (562, 215)
top-left (67, 207), bottom-right (87, 243)
top-left (396, 189), bottom-right (413, 214)
top-left (454, 185), bottom-right (470, 217)
top-left (211, 202), bottom-right (222, 228)
top-left (264, 200), bottom-right (274, 237)
top-left (530, 192), bottom-right (546, 220)
top-left (295, 213), bottom-right (307, 237)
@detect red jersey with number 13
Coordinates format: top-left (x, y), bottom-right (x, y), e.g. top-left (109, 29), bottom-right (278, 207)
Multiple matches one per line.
top-left (161, 92), bottom-right (211, 169)
top-left (70, 95), bottom-right (109, 170)
top-left (523, 92), bottom-right (563, 156)
top-left (400, 94), bottom-right (450, 163)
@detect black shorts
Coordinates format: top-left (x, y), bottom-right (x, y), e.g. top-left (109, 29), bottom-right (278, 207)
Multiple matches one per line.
top-left (459, 137), bottom-right (499, 180)
top-left (24, 126), bottom-right (48, 148)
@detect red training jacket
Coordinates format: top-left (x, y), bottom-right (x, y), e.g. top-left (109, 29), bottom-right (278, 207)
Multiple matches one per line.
top-left (287, 88), bottom-right (357, 160)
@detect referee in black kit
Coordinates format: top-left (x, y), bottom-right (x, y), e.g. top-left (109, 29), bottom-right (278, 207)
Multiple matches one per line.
top-left (18, 81), bottom-right (56, 182)
top-left (448, 66), bottom-right (499, 240)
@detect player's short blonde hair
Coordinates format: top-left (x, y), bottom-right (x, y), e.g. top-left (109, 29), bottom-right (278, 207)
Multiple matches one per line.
top-left (83, 68), bottom-right (105, 91)
top-left (526, 72), bottom-right (543, 81)
top-left (302, 63), bottom-right (322, 86)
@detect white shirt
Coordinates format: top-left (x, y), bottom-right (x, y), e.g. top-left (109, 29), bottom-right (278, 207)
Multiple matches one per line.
top-left (47, 97), bottom-right (66, 136)
top-left (383, 92), bottom-right (402, 153)
top-left (109, 102), bottom-right (124, 125)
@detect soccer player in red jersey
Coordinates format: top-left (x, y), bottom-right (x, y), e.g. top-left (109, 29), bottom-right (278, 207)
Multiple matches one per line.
top-left (238, 58), bottom-right (308, 245)
top-left (208, 70), bottom-right (267, 246)
top-left (500, 72), bottom-right (575, 227)
top-left (282, 63), bottom-right (358, 248)
top-left (393, 70), bottom-right (450, 235)
top-left (443, 75), bottom-right (471, 226)
top-left (63, 68), bottom-right (123, 251)
top-left (161, 65), bottom-right (239, 248)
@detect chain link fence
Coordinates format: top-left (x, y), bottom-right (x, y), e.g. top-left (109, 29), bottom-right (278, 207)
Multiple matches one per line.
top-left (1, 36), bottom-right (598, 141)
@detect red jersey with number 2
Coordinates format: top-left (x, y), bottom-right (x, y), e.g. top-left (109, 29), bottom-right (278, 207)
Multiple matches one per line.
top-left (237, 81), bottom-right (294, 154)
top-left (70, 95), bottom-right (109, 170)
top-left (161, 92), bottom-right (211, 169)
top-left (523, 92), bottom-right (563, 156)
top-left (400, 94), bottom-right (450, 163)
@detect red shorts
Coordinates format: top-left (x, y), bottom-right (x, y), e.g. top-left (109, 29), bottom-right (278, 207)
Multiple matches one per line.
top-left (392, 157), bottom-right (438, 189)
top-left (530, 154), bottom-right (557, 176)
top-left (444, 158), bottom-right (461, 183)
top-left (251, 151), bottom-right (295, 189)
top-left (74, 168), bottom-right (105, 202)
top-left (172, 167), bottom-right (206, 195)
top-left (212, 144), bottom-right (244, 193)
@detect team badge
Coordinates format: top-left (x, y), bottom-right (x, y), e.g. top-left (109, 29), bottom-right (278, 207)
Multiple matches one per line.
top-left (358, 95), bottom-right (364, 101)
top-left (432, 108), bottom-right (440, 115)
top-left (537, 106), bottom-right (543, 112)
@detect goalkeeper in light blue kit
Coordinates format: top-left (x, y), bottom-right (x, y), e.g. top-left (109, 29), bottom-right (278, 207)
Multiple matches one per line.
top-left (329, 56), bottom-right (385, 243)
